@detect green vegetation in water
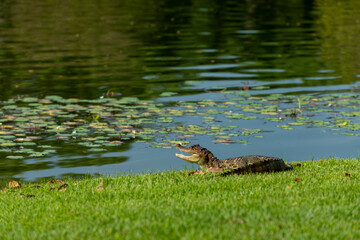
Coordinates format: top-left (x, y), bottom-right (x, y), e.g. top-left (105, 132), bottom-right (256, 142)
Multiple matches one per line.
top-left (0, 158), bottom-right (359, 239)
top-left (1, 92), bottom-right (360, 160)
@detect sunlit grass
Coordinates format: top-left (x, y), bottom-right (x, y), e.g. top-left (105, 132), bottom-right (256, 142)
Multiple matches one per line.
top-left (1, 158), bottom-right (359, 239)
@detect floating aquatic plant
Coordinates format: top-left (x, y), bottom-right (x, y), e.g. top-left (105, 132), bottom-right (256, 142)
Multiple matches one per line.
top-left (0, 92), bottom-right (359, 160)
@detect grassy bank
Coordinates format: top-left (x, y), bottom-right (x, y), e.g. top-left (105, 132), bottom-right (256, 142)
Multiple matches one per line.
top-left (1, 158), bottom-right (359, 239)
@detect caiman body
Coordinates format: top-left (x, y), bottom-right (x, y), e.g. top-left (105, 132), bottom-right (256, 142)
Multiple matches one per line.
top-left (175, 144), bottom-right (293, 174)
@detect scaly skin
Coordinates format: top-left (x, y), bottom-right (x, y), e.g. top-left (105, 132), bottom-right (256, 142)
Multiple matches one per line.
top-left (175, 144), bottom-right (293, 174)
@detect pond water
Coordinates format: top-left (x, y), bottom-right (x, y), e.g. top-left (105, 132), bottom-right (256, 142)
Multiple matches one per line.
top-left (1, 0), bottom-right (360, 181)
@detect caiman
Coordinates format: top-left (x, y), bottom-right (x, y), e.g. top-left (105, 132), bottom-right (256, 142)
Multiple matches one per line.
top-left (175, 144), bottom-right (293, 174)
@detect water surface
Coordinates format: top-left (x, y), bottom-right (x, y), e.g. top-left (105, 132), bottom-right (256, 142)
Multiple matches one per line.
top-left (1, 0), bottom-right (360, 181)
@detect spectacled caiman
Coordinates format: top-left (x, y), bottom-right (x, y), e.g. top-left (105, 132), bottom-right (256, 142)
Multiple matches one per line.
top-left (175, 144), bottom-right (293, 174)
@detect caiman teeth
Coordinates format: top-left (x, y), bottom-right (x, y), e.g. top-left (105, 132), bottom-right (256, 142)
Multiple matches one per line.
top-left (176, 148), bottom-right (189, 155)
top-left (176, 152), bottom-right (191, 157)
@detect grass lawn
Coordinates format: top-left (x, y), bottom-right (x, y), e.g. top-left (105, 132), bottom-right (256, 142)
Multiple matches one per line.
top-left (1, 158), bottom-right (359, 239)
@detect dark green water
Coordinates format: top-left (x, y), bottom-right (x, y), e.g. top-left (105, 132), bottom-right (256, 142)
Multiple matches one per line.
top-left (1, 0), bottom-right (360, 181)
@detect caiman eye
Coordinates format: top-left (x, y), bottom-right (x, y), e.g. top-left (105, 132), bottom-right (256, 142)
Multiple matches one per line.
top-left (191, 144), bottom-right (200, 150)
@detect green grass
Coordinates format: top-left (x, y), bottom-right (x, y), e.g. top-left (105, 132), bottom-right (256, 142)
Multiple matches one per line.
top-left (1, 158), bottom-right (360, 239)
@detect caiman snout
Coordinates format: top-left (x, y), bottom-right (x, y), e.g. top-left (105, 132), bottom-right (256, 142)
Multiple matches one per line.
top-left (175, 144), bottom-right (202, 163)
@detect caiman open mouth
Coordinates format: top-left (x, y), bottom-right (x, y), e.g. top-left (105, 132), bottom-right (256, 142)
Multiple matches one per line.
top-left (175, 153), bottom-right (200, 163)
top-left (175, 144), bottom-right (200, 163)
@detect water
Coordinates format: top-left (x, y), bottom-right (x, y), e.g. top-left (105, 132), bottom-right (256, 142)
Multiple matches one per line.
top-left (1, 0), bottom-right (360, 181)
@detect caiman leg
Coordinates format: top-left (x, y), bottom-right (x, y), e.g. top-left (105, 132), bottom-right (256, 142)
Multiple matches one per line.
top-left (188, 170), bottom-right (203, 175)
top-left (188, 167), bottom-right (224, 175)
top-left (206, 167), bottom-right (224, 173)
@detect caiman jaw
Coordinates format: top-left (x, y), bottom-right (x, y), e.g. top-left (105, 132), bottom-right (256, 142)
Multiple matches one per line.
top-left (175, 144), bottom-right (201, 163)
top-left (175, 153), bottom-right (200, 163)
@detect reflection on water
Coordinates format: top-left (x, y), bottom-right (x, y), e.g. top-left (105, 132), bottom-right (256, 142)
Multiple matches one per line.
top-left (0, 0), bottom-right (360, 181)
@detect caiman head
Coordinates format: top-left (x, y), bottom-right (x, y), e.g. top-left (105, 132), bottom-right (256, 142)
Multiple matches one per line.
top-left (175, 144), bottom-right (215, 171)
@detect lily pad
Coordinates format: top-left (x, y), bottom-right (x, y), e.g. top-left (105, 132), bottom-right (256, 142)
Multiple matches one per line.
top-left (6, 155), bottom-right (24, 159)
